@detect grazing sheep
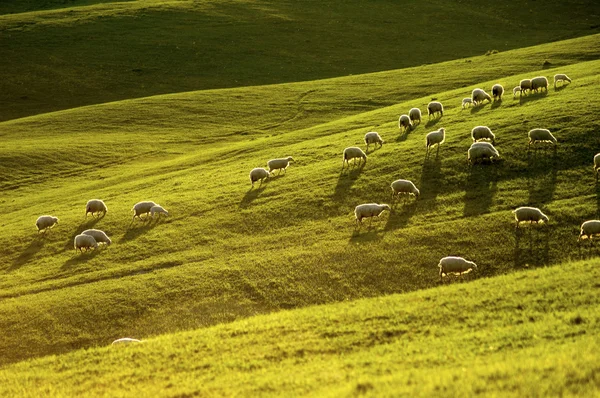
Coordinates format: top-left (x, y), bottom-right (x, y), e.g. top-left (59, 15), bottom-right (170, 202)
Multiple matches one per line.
top-left (462, 97), bottom-right (473, 109)
top-left (74, 234), bottom-right (98, 252)
top-left (364, 132), bottom-right (384, 151)
top-left (594, 153), bottom-right (600, 182)
top-left (398, 114), bottom-right (412, 132)
top-left (85, 199), bottom-right (107, 218)
top-left (354, 203), bottom-right (391, 226)
top-left (343, 147), bottom-right (367, 169)
top-left (427, 101), bottom-right (443, 119)
top-left (512, 86), bottom-right (522, 98)
top-left (82, 229), bottom-right (111, 246)
top-left (468, 142), bottom-right (499, 164)
top-left (579, 220), bottom-right (600, 241)
top-left (472, 88), bottom-right (492, 105)
top-left (150, 205), bottom-right (169, 218)
top-left (471, 126), bottom-right (496, 145)
top-left (553, 74), bottom-right (572, 88)
top-left (132, 201), bottom-right (157, 221)
top-left (492, 84), bottom-right (504, 101)
top-left (267, 157), bottom-right (294, 175)
top-left (111, 338), bottom-right (142, 345)
top-left (390, 179), bottom-right (420, 201)
top-left (426, 128), bottom-right (446, 153)
top-left (409, 107), bottom-right (422, 125)
top-left (528, 128), bottom-right (556, 149)
top-left (513, 206), bottom-right (549, 229)
top-left (438, 256), bottom-right (477, 281)
top-left (520, 79), bottom-right (532, 95)
top-left (249, 168), bottom-right (270, 187)
top-left (36, 215), bottom-right (59, 233)
top-left (531, 76), bottom-right (548, 93)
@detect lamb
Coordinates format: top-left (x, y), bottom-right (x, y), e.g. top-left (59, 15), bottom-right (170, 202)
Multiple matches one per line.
top-left (578, 220), bottom-right (600, 242)
top-left (531, 76), bottom-right (548, 93)
top-left (354, 203), bottom-right (391, 226)
top-left (594, 153), bottom-right (600, 182)
top-left (85, 199), bottom-right (107, 218)
top-left (82, 229), bottom-right (112, 246)
top-left (390, 179), bottom-right (420, 201)
top-left (343, 147), bottom-right (367, 169)
top-left (267, 157), bottom-right (294, 175)
top-left (492, 84), bottom-right (504, 101)
top-left (36, 215), bottom-right (59, 233)
top-left (398, 114), bottom-right (412, 132)
top-left (438, 256), bottom-right (477, 281)
top-left (462, 97), bottom-right (473, 109)
top-left (409, 107), bottom-right (422, 125)
top-left (425, 128), bottom-right (445, 153)
top-left (471, 88), bottom-right (492, 105)
top-left (111, 338), bottom-right (142, 345)
top-left (513, 206), bottom-right (549, 229)
top-left (528, 128), bottom-right (556, 149)
top-left (74, 234), bottom-right (98, 252)
top-left (468, 142), bottom-right (500, 164)
top-left (471, 126), bottom-right (496, 145)
top-left (132, 201), bottom-right (157, 221)
top-left (553, 74), bottom-right (572, 88)
top-left (249, 167), bottom-right (270, 187)
top-left (520, 79), bottom-right (532, 95)
top-left (427, 101), bottom-right (443, 119)
top-left (150, 205), bottom-right (169, 218)
top-left (512, 86), bottom-right (522, 98)
top-left (364, 132), bottom-right (384, 151)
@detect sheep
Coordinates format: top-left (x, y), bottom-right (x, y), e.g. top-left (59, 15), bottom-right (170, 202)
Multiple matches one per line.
top-left (36, 215), bottom-right (59, 233)
top-left (354, 203), bottom-right (391, 226)
top-left (528, 128), bottom-right (556, 149)
top-left (398, 114), bottom-right (412, 133)
top-left (520, 79), bottom-right (532, 95)
top-left (425, 128), bottom-right (445, 153)
top-left (438, 256), bottom-right (477, 282)
top-left (343, 147), bottom-right (367, 169)
top-left (74, 234), bottom-right (98, 252)
top-left (150, 205), bottom-right (169, 218)
top-left (462, 98), bottom-right (473, 109)
top-left (267, 157), bottom-right (294, 175)
top-left (594, 153), bottom-right (600, 182)
top-left (531, 76), bottom-right (548, 93)
top-left (390, 179), bottom-right (420, 201)
top-left (468, 142), bottom-right (499, 164)
top-left (512, 86), bottom-right (522, 98)
top-left (471, 126), bottom-right (496, 145)
top-left (578, 220), bottom-right (600, 242)
top-left (409, 107), bottom-right (422, 125)
top-left (85, 199), bottom-right (107, 218)
top-left (364, 132), bottom-right (384, 151)
top-left (427, 101), bottom-right (443, 119)
top-left (111, 338), bottom-right (142, 345)
top-left (132, 201), bottom-right (157, 221)
top-left (513, 206), bottom-right (549, 229)
top-left (82, 229), bottom-right (111, 246)
top-left (471, 88), bottom-right (492, 105)
top-left (249, 168), bottom-right (270, 187)
top-left (553, 74), bottom-right (572, 88)
top-left (492, 84), bottom-right (504, 101)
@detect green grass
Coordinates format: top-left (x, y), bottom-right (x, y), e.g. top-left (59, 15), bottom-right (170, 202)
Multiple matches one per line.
top-left (1, 0), bottom-right (600, 121)
top-left (0, 257), bottom-right (598, 397)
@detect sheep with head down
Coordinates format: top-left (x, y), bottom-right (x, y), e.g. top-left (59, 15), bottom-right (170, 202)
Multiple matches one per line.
top-left (513, 206), bottom-right (549, 229)
top-left (578, 220), bottom-right (600, 242)
top-left (390, 179), bottom-right (419, 202)
top-left (462, 98), bottom-right (473, 109)
top-left (468, 142), bottom-right (499, 164)
top-left (85, 199), bottom-right (107, 218)
top-left (150, 205), bottom-right (169, 219)
top-left (249, 168), bottom-right (270, 187)
top-left (554, 74), bottom-right (572, 88)
top-left (364, 132), bottom-right (384, 151)
top-left (74, 234), bottom-right (98, 252)
top-left (36, 215), bottom-right (59, 233)
top-left (438, 256), bottom-right (477, 282)
top-left (471, 126), bottom-right (495, 145)
top-left (427, 101), bottom-right (443, 119)
top-left (342, 147), bottom-right (367, 169)
top-left (492, 84), bottom-right (504, 101)
top-left (528, 128), bottom-right (556, 149)
top-left (82, 229), bottom-right (111, 246)
top-left (531, 76), bottom-right (548, 93)
top-left (520, 79), bottom-right (532, 95)
top-left (409, 108), bottom-right (422, 125)
top-left (354, 203), bottom-right (391, 227)
top-left (472, 88), bottom-right (492, 106)
top-left (398, 114), bottom-right (412, 133)
top-left (512, 86), bottom-right (522, 98)
top-left (132, 201), bottom-right (157, 221)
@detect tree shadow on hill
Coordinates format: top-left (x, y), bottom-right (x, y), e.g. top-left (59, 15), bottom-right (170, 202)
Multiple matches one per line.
top-left (519, 91), bottom-right (548, 105)
top-left (9, 236), bottom-right (45, 271)
top-left (62, 248), bottom-right (102, 270)
top-left (470, 103), bottom-right (489, 114)
top-left (513, 226), bottom-right (551, 268)
top-left (239, 184), bottom-right (268, 208)
top-left (119, 219), bottom-right (158, 243)
top-left (527, 147), bottom-right (558, 206)
top-left (463, 162), bottom-right (499, 217)
top-left (419, 155), bottom-right (443, 211)
top-left (62, 216), bottom-right (103, 252)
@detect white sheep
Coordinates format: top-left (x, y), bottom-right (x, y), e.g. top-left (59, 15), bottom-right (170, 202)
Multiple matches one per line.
top-left (354, 203), bottom-right (391, 226)
top-left (343, 147), bottom-right (367, 169)
top-left (492, 84), bottom-right (504, 101)
top-left (594, 153), bottom-right (600, 182)
top-left (462, 97), bottom-right (473, 109)
top-left (132, 201), bottom-right (157, 221)
top-left (520, 79), bottom-right (532, 95)
top-left (390, 179), bottom-right (420, 201)
top-left (553, 74), bottom-right (572, 88)
top-left (36, 215), bottom-right (59, 233)
top-left (409, 107), bottom-right (422, 125)
top-left (578, 220), bottom-right (600, 241)
top-left (364, 132), bottom-right (384, 151)
top-left (249, 168), bottom-right (270, 187)
top-left (74, 234), bottom-right (98, 252)
top-left (512, 86), bottom-right (522, 98)
top-left (398, 114), bottom-right (412, 132)
top-left (427, 101), bottom-right (443, 119)
top-left (513, 206), bottom-right (549, 229)
top-left (150, 205), bottom-right (169, 218)
top-left (471, 126), bottom-right (496, 145)
top-left (82, 229), bottom-right (111, 246)
top-left (267, 157), bottom-right (294, 175)
top-left (111, 338), bottom-right (142, 345)
top-left (528, 128), bottom-right (556, 149)
top-left (85, 199), bottom-right (107, 218)
top-left (531, 76), bottom-right (548, 93)
top-left (471, 88), bottom-right (492, 105)
top-left (438, 256), bottom-right (477, 281)
top-left (425, 128), bottom-right (445, 153)
top-left (468, 142), bottom-right (500, 164)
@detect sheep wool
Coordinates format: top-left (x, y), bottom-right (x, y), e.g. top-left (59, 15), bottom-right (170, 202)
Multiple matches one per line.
top-left (594, 153), bottom-right (600, 181)
top-left (36, 215), bottom-right (59, 233)
top-left (132, 201), bottom-right (158, 221)
top-left (426, 128), bottom-right (446, 152)
top-left (512, 86), bottom-right (522, 98)
top-left (579, 220), bottom-right (600, 241)
top-left (438, 256), bottom-right (477, 281)
top-left (249, 168), bottom-right (270, 187)
top-left (471, 126), bottom-right (496, 144)
top-left (82, 229), bottom-right (112, 246)
top-left (553, 74), bottom-right (572, 88)
top-left (74, 234), bottom-right (98, 252)
top-left (112, 338), bottom-right (142, 345)
top-left (468, 142), bottom-right (499, 164)
top-left (409, 108), bottom-right (422, 124)
top-left (390, 179), bottom-right (420, 200)
top-left (471, 88), bottom-right (492, 105)
top-left (520, 79), bottom-right (532, 94)
top-left (398, 114), bottom-right (412, 132)
top-left (267, 157), bottom-right (294, 174)
top-left (528, 128), bottom-right (556, 149)
top-left (427, 101), bottom-right (443, 118)
top-left (364, 132), bottom-right (384, 151)
top-left (150, 205), bottom-right (169, 218)
top-left (85, 199), bottom-right (107, 218)
top-left (492, 84), bottom-right (504, 101)
top-left (462, 98), bottom-right (473, 109)
top-left (343, 147), bottom-right (367, 169)
top-left (531, 76), bottom-right (548, 93)
top-left (354, 203), bottom-right (391, 225)
top-left (513, 206), bottom-right (549, 228)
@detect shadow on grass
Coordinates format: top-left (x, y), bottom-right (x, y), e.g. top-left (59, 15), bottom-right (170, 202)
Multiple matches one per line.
top-left (384, 200), bottom-right (417, 231)
top-left (62, 248), bottom-right (102, 270)
top-left (527, 148), bottom-right (558, 206)
top-left (470, 103), bottom-right (489, 114)
top-left (119, 219), bottom-right (158, 243)
top-left (239, 184), bottom-right (268, 208)
top-left (9, 236), bottom-right (45, 270)
top-left (463, 162), bottom-right (499, 217)
top-left (519, 91), bottom-right (548, 105)
top-left (424, 117), bottom-right (441, 128)
top-left (365, 145), bottom-right (382, 155)
top-left (513, 226), bottom-right (551, 268)
top-left (62, 216), bottom-right (103, 251)
top-left (491, 100), bottom-right (502, 110)
top-left (332, 163), bottom-right (365, 204)
top-left (396, 128), bottom-right (411, 143)
top-left (348, 226), bottom-right (384, 243)
top-left (553, 84), bottom-right (569, 92)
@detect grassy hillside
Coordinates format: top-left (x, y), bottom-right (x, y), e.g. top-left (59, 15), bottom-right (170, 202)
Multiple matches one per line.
top-left (0, 34), bottom-right (599, 367)
top-left (0, 257), bottom-right (598, 397)
top-left (1, 0), bottom-right (600, 121)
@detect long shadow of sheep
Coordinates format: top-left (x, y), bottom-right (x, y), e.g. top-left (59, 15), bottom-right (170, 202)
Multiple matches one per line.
top-left (424, 118), bottom-right (441, 129)
top-left (62, 216), bottom-right (103, 252)
top-left (527, 148), bottom-right (558, 206)
top-left (519, 91), bottom-right (548, 105)
top-left (463, 162), bottom-right (499, 217)
top-left (62, 248), bottom-right (102, 270)
top-left (9, 236), bottom-right (45, 271)
top-left (332, 164), bottom-right (365, 205)
top-left (348, 226), bottom-right (384, 243)
top-left (384, 200), bottom-right (418, 231)
top-left (513, 226), bottom-right (551, 268)
top-left (419, 155), bottom-right (443, 211)
top-left (470, 103), bottom-right (489, 114)
top-left (239, 184), bottom-right (268, 208)
top-left (120, 219), bottom-right (159, 243)
top-left (491, 100), bottom-right (502, 110)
